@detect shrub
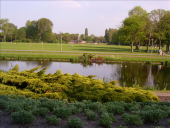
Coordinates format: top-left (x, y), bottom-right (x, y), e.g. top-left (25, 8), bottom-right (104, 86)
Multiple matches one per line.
top-left (84, 109), bottom-right (98, 120)
top-left (85, 102), bottom-right (101, 110)
top-left (107, 105), bottom-right (125, 114)
top-left (32, 107), bottom-right (49, 116)
top-left (6, 103), bottom-right (22, 113)
top-left (0, 110), bottom-right (2, 115)
top-left (69, 106), bottom-right (82, 114)
top-left (46, 115), bottom-right (61, 125)
top-left (140, 109), bottom-right (166, 124)
top-left (10, 110), bottom-right (35, 124)
top-left (39, 101), bottom-right (57, 111)
top-left (122, 113), bottom-right (143, 126)
top-left (0, 99), bottom-right (8, 108)
top-left (53, 108), bottom-right (72, 118)
top-left (67, 117), bottom-right (84, 128)
top-left (99, 112), bottom-right (113, 128)
top-left (167, 120), bottom-right (170, 125)
top-left (119, 125), bottom-right (128, 128)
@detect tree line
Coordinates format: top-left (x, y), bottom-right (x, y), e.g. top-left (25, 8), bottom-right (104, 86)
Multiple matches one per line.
top-left (0, 18), bottom-right (105, 43)
top-left (109, 6), bottom-right (170, 53)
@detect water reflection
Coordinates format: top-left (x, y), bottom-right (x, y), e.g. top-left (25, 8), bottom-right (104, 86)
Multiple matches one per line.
top-left (0, 60), bottom-right (170, 89)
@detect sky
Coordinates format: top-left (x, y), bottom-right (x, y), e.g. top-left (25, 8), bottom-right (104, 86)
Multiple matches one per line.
top-left (1, 0), bottom-right (170, 37)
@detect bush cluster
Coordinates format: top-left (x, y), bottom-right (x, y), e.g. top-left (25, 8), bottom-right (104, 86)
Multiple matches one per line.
top-left (0, 64), bottom-right (159, 103)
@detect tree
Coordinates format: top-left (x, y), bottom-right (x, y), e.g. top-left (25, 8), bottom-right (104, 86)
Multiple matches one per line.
top-left (160, 11), bottom-right (170, 52)
top-left (18, 27), bottom-right (26, 40)
top-left (99, 36), bottom-right (106, 43)
top-left (128, 6), bottom-right (148, 50)
top-left (86, 36), bottom-right (92, 43)
top-left (37, 18), bottom-right (53, 42)
top-left (93, 36), bottom-right (99, 43)
top-left (104, 29), bottom-right (109, 43)
top-left (85, 28), bottom-right (88, 39)
top-left (150, 9), bottom-right (166, 49)
top-left (7, 23), bottom-right (17, 41)
top-left (63, 33), bottom-right (71, 43)
top-left (128, 6), bottom-right (147, 16)
top-left (0, 18), bottom-right (10, 42)
top-left (120, 15), bottom-right (146, 53)
top-left (80, 34), bottom-right (84, 41)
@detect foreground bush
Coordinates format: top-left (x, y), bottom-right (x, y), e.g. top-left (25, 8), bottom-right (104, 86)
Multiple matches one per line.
top-left (0, 64), bottom-right (159, 103)
top-left (10, 110), bottom-right (35, 124)
top-left (67, 117), bottom-right (84, 128)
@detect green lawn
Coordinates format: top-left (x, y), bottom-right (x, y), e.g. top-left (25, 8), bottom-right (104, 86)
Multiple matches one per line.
top-left (0, 42), bottom-right (166, 53)
top-left (0, 42), bottom-right (169, 63)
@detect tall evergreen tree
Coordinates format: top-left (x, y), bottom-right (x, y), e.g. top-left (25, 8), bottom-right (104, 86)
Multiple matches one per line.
top-left (85, 28), bottom-right (88, 39)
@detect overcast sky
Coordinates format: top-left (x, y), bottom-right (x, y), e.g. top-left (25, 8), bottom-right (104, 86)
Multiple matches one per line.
top-left (1, 0), bottom-right (170, 36)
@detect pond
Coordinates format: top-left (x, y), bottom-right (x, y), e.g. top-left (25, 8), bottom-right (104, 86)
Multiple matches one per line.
top-left (0, 60), bottom-right (170, 90)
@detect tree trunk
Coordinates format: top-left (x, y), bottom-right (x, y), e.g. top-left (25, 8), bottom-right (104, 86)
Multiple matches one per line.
top-left (147, 39), bottom-right (149, 52)
top-left (159, 39), bottom-right (161, 50)
top-left (131, 41), bottom-right (133, 53)
top-left (167, 44), bottom-right (169, 52)
top-left (135, 42), bottom-right (139, 50)
top-left (3, 35), bottom-right (6, 42)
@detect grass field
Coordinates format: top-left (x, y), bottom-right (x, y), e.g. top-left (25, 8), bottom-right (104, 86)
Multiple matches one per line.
top-left (0, 42), bottom-right (170, 63)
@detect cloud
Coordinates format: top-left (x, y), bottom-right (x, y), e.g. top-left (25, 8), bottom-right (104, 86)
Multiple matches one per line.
top-left (61, 1), bottom-right (82, 9)
top-left (99, 15), bottom-right (104, 21)
top-left (48, 1), bottom-right (82, 9)
top-left (85, 2), bottom-right (89, 7)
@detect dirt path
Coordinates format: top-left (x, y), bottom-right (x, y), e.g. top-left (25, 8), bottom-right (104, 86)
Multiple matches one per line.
top-left (153, 92), bottom-right (170, 102)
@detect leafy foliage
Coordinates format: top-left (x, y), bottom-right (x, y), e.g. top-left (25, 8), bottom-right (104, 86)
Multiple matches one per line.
top-left (0, 65), bottom-right (159, 103)
top-left (10, 110), bottom-right (35, 124)
top-left (67, 117), bottom-right (84, 128)
top-left (46, 115), bottom-right (61, 125)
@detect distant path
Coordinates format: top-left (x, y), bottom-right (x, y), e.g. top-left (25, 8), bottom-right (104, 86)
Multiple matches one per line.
top-left (153, 92), bottom-right (170, 102)
top-left (1, 51), bottom-right (170, 58)
top-left (1, 49), bottom-right (170, 56)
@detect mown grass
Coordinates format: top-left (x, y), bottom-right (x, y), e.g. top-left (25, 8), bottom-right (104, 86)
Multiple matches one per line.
top-left (0, 42), bottom-right (169, 63)
top-left (0, 42), bottom-right (166, 53)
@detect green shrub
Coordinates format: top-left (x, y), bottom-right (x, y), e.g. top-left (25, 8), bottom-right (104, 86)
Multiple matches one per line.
top-left (107, 105), bottom-right (125, 114)
top-left (67, 117), bottom-right (84, 128)
top-left (84, 109), bottom-right (98, 120)
top-left (10, 110), bottom-right (35, 124)
top-left (140, 109), bottom-right (167, 124)
top-left (122, 113), bottom-right (143, 126)
top-left (168, 119), bottom-right (170, 125)
top-left (85, 102), bottom-right (101, 110)
top-left (39, 101), bottom-right (57, 111)
top-left (46, 115), bottom-right (61, 125)
top-left (69, 106), bottom-right (82, 114)
top-left (119, 125), bottom-right (128, 128)
top-left (0, 110), bottom-right (2, 115)
top-left (0, 99), bottom-right (8, 108)
top-left (99, 112), bottom-right (113, 128)
top-left (53, 108), bottom-right (72, 118)
top-left (6, 103), bottom-right (22, 113)
top-left (32, 107), bottom-right (49, 116)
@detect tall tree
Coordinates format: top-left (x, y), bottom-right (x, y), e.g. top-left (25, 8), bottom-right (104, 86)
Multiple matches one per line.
top-left (18, 27), bottom-right (26, 40)
top-left (0, 18), bottom-right (9, 42)
top-left (120, 15), bottom-right (146, 53)
top-left (85, 28), bottom-right (88, 39)
top-left (150, 9), bottom-right (166, 49)
top-left (37, 18), bottom-right (53, 42)
top-left (128, 6), bottom-right (148, 50)
top-left (7, 23), bottom-right (17, 41)
top-left (160, 11), bottom-right (170, 52)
